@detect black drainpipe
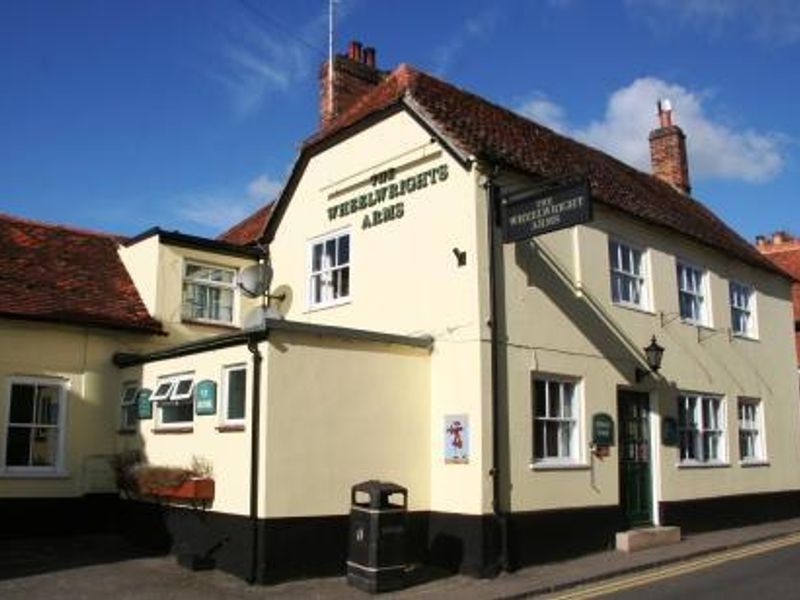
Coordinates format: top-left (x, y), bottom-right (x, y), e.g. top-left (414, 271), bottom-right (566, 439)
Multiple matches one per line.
top-left (247, 333), bottom-right (264, 584)
top-left (484, 168), bottom-right (508, 573)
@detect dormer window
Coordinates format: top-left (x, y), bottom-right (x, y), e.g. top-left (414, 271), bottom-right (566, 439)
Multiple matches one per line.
top-left (182, 262), bottom-right (236, 324)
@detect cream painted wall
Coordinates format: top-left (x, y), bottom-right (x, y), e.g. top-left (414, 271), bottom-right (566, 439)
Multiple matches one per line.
top-left (120, 238), bottom-right (262, 345)
top-left (268, 112), bottom-right (493, 514)
top-left (0, 319), bottom-right (148, 498)
top-left (117, 344), bottom-right (255, 516)
top-left (263, 330), bottom-right (430, 517)
top-left (501, 201), bottom-right (800, 512)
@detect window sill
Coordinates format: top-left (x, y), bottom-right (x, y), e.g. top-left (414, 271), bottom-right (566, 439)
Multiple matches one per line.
top-left (529, 461), bottom-right (590, 471)
top-left (182, 318), bottom-right (239, 331)
top-left (676, 461), bottom-right (730, 469)
top-left (739, 460), bottom-right (770, 468)
top-left (152, 427), bottom-right (194, 434)
top-left (306, 297), bottom-right (352, 314)
top-left (116, 429), bottom-right (138, 436)
top-left (216, 424), bottom-right (245, 433)
top-left (611, 302), bottom-right (655, 316)
top-left (731, 333), bottom-right (759, 343)
top-left (0, 469), bottom-right (69, 479)
top-left (680, 319), bottom-right (714, 331)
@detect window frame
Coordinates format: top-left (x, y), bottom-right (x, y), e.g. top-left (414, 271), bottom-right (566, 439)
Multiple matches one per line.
top-left (119, 381), bottom-right (139, 432)
top-left (677, 392), bottom-right (727, 466)
top-left (608, 238), bottom-right (650, 311)
top-left (2, 375), bottom-right (69, 476)
top-left (729, 281), bottom-right (757, 339)
top-left (531, 375), bottom-right (583, 466)
top-left (220, 364), bottom-right (247, 427)
top-left (738, 397), bottom-right (766, 464)
top-left (153, 373), bottom-right (195, 429)
top-left (181, 260), bottom-right (238, 326)
top-left (307, 228), bottom-right (351, 310)
top-left (676, 261), bottom-right (711, 327)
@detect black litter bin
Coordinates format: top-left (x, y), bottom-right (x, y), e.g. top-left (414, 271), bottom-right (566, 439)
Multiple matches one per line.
top-left (346, 480), bottom-right (408, 593)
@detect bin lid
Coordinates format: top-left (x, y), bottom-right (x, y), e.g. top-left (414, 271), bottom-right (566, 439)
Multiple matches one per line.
top-left (351, 480), bottom-right (407, 509)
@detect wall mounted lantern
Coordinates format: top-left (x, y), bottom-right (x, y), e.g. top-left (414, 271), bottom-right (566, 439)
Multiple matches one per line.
top-left (635, 336), bottom-right (665, 382)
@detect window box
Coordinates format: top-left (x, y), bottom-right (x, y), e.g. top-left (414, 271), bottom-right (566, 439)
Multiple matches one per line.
top-left (141, 477), bottom-right (215, 501)
top-left (132, 464), bottom-right (214, 500)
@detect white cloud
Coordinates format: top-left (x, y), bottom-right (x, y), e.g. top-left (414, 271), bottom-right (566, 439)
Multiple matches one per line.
top-left (174, 173), bottom-right (282, 233)
top-left (516, 93), bottom-right (568, 132)
top-left (515, 77), bottom-right (785, 183)
top-left (432, 9), bottom-right (501, 75)
top-left (627, 0), bottom-right (800, 45)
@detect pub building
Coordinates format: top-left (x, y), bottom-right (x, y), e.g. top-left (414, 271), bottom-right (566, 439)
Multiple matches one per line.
top-left (1, 40), bottom-right (799, 583)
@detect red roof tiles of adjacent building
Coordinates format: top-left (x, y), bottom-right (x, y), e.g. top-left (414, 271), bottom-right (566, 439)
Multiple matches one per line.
top-left (289, 63), bottom-right (781, 276)
top-left (217, 202), bottom-right (274, 246)
top-left (0, 213), bottom-right (162, 333)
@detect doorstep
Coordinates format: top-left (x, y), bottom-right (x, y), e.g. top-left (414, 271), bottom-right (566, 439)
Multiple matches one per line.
top-left (616, 526), bottom-right (682, 552)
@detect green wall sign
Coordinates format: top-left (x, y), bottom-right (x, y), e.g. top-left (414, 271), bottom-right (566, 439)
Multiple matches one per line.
top-left (195, 380), bottom-right (217, 416)
top-left (592, 413), bottom-right (615, 446)
top-left (662, 417), bottom-right (679, 446)
top-left (136, 389), bottom-right (153, 420)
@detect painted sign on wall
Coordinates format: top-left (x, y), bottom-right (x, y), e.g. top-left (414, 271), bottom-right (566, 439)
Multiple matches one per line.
top-left (444, 414), bottom-right (469, 464)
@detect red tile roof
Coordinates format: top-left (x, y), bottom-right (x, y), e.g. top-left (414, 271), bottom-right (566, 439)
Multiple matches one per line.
top-left (0, 213), bottom-right (162, 333)
top-left (289, 64), bottom-right (781, 276)
top-left (217, 203), bottom-right (274, 246)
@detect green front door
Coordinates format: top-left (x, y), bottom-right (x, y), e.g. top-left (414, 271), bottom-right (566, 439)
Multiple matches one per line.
top-left (618, 391), bottom-right (652, 527)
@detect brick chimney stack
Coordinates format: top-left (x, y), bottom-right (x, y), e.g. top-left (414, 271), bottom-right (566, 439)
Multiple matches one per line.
top-left (649, 99), bottom-right (691, 194)
top-left (320, 40), bottom-right (386, 128)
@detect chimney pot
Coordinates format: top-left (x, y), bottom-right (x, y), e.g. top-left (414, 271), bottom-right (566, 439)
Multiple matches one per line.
top-left (773, 231), bottom-right (788, 244)
top-left (657, 99), bottom-right (673, 128)
top-left (348, 40), bottom-right (363, 62)
top-left (363, 47), bottom-right (376, 67)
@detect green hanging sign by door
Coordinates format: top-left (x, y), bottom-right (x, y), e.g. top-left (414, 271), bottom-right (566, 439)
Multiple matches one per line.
top-left (592, 413), bottom-right (615, 446)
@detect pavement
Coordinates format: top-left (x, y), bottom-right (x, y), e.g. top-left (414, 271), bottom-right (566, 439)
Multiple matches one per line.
top-left (3, 517), bottom-right (800, 599)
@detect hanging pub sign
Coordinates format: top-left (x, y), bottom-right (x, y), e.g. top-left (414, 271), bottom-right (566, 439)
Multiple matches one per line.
top-left (195, 380), bottom-right (217, 416)
top-left (501, 180), bottom-right (591, 243)
top-left (136, 389), bottom-right (153, 420)
top-left (592, 413), bottom-right (615, 447)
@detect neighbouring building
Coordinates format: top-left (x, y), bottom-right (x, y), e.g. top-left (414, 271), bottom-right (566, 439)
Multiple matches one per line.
top-left (756, 231), bottom-right (800, 369)
top-left (2, 41), bottom-right (800, 584)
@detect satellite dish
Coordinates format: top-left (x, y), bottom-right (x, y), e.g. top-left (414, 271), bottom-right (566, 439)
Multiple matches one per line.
top-left (242, 306), bottom-right (267, 329)
top-left (270, 284), bottom-right (293, 317)
top-left (263, 305), bottom-right (284, 321)
top-left (238, 263), bottom-right (272, 297)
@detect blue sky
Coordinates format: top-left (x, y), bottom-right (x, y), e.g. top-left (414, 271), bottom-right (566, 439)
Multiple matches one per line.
top-left (1, 0), bottom-right (798, 242)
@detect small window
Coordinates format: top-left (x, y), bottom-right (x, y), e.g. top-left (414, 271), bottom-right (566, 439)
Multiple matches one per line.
top-left (182, 262), bottom-right (237, 324)
top-left (609, 240), bottom-right (648, 309)
top-left (153, 374), bottom-right (195, 427)
top-left (4, 377), bottom-right (67, 472)
top-left (678, 393), bottom-right (725, 464)
top-left (221, 365), bottom-right (247, 424)
top-left (309, 231), bottom-right (350, 308)
top-left (738, 398), bottom-right (765, 463)
top-left (677, 262), bottom-right (709, 325)
top-left (730, 281), bottom-right (756, 338)
top-left (120, 382), bottom-right (139, 431)
top-left (532, 377), bottom-right (580, 464)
